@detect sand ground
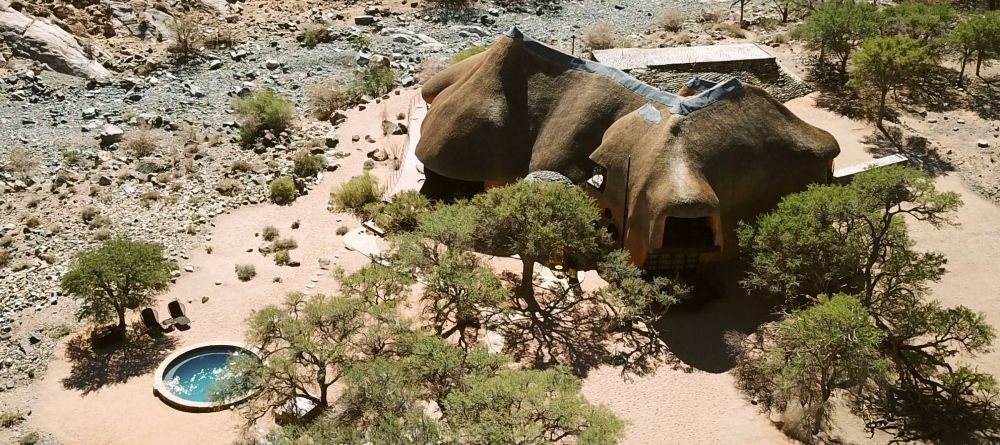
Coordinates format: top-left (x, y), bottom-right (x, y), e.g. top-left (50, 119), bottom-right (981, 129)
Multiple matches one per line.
top-left (23, 89), bottom-right (1000, 445)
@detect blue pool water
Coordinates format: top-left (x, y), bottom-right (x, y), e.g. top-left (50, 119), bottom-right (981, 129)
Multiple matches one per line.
top-left (162, 346), bottom-right (248, 403)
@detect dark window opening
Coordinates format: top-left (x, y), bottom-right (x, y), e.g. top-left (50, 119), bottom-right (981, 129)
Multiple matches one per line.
top-left (661, 216), bottom-right (716, 250)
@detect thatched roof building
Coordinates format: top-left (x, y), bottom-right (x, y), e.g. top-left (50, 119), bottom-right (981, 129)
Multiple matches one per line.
top-left (416, 28), bottom-right (839, 272)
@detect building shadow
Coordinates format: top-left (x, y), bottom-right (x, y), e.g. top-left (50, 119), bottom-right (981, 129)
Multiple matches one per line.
top-left (61, 324), bottom-right (179, 394)
top-left (655, 262), bottom-right (783, 373)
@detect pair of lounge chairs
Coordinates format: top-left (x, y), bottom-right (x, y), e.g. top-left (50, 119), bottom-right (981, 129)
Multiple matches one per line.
top-left (141, 300), bottom-right (190, 334)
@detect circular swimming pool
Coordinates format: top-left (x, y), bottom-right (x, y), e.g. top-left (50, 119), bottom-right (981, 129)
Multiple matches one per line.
top-left (153, 342), bottom-right (257, 412)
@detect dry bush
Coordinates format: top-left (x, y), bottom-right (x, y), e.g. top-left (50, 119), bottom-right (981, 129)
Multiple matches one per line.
top-left (700, 9), bottom-right (722, 23)
top-left (417, 58), bottom-right (449, 84)
top-left (675, 30), bottom-right (692, 45)
top-left (123, 126), bottom-right (159, 157)
top-left (235, 264), bottom-right (256, 281)
top-left (657, 7), bottom-right (687, 32)
top-left (717, 22), bottom-right (747, 38)
top-left (301, 24), bottom-right (331, 48)
top-left (773, 33), bottom-right (789, 44)
top-left (308, 82), bottom-right (353, 121)
top-left (583, 22), bottom-right (617, 50)
top-left (202, 29), bottom-right (233, 49)
top-left (5, 147), bottom-right (39, 181)
top-left (169, 14), bottom-right (201, 60)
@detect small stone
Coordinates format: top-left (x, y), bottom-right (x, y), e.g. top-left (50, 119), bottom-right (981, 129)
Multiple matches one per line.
top-left (184, 264), bottom-right (195, 272)
top-left (265, 59), bottom-right (281, 70)
top-left (209, 59), bottom-right (223, 70)
top-left (978, 139), bottom-right (990, 148)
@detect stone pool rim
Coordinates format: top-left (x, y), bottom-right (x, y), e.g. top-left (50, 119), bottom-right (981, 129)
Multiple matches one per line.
top-left (152, 341), bottom-right (256, 412)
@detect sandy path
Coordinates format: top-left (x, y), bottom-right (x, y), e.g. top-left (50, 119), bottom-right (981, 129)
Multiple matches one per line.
top-left (26, 90), bottom-right (418, 445)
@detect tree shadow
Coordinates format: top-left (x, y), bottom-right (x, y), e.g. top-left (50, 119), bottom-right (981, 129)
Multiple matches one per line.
top-left (900, 65), bottom-right (964, 115)
top-left (498, 274), bottom-right (612, 378)
top-left (61, 323), bottom-right (179, 394)
top-left (862, 128), bottom-right (954, 177)
top-left (656, 262), bottom-right (783, 373)
top-left (495, 269), bottom-right (685, 379)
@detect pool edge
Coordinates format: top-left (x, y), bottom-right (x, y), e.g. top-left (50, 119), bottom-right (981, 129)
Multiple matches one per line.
top-left (152, 340), bottom-right (254, 413)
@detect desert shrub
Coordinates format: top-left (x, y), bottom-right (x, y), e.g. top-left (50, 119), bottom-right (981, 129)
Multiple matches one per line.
top-left (168, 14), bottom-right (201, 60)
top-left (349, 66), bottom-right (397, 98)
top-left (700, 9), bottom-right (721, 23)
top-left (309, 81), bottom-right (354, 121)
top-left (452, 45), bottom-right (488, 64)
top-left (5, 147), bottom-right (38, 181)
top-left (18, 432), bottom-right (39, 445)
top-left (336, 226), bottom-right (350, 235)
top-left (773, 32), bottom-right (789, 44)
top-left (93, 228), bottom-right (112, 240)
top-left (235, 264), bottom-right (256, 282)
top-left (62, 149), bottom-right (84, 166)
top-left (262, 226), bottom-right (280, 241)
top-left (717, 22), bottom-right (746, 38)
top-left (348, 33), bottom-right (372, 50)
top-left (0, 235), bottom-right (11, 247)
top-left (675, 30), bottom-right (692, 44)
top-left (291, 220), bottom-right (300, 229)
top-left (0, 410), bottom-right (24, 427)
top-left (426, 0), bottom-right (474, 8)
top-left (657, 7), bottom-right (687, 32)
top-left (89, 214), bottom-right (111, 229)
top-left (24, 215), bottom-right (40, 229)
top-left (80, 206), bottom-right (100, 223)
top-left (123, 126), bottom-right (158, 157)
top-left (301, 24), bottom-right (331, 48)
top-left (373, 190), bottom-right (431, 233)
top-left (330, 174), bottom-right (382, 217)
top-left (0, 248), bottom-right (8, 268)
top-left (231, 159), bottom-right (254, 173)
top-left (268, 176), bottom-right (297, 204)
top-left (140, 190), bottom-right (161, 207)
top-left (292, 150), bottom-right (327, 178)
top-left (583, 22), bottom-right (626, 50)
top-left (363, 159), bottom-right (375, 170)
top-left (215, 178), bottom-right (242, 196)
top-left (274, 249), bottom-right (291, 266)
top-left (234, 89), bottom-right (295, 145)
top-left (48, 323), bottom-right (73, 339)
top-left (272, 237), bottom-right (298, 251)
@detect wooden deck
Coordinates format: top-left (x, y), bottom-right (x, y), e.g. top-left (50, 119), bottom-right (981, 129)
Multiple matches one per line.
top-left (592, 44), bottom-right (775, 71)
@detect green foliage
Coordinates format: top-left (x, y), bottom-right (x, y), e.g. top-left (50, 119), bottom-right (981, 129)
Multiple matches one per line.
top-left (880, 2), bottom-right (955, 44)
top-left (60, 239), bottom-right (173, 337)
top-left (235, 264), bottom-right (256, 281)
top-left (949, 11), bottom-right (1000, 83)
top-left (336, 225), bottom-right (350, 236)
top-left (268, 176), bottom-right (297, 204)
top-left (292, 150), bottom-right (327, 178)
top-left (739, 166), bottom-right (1000, 442)
top-left (848, 36), bottom-right (929, 126)
top-left (234, 89), bottom-right (295, 145)
top-left (470, 180), bottom-right (610, 302)
top-left (425, 0), bottom-right (474, 9)
top-left (451, 45), bottom-right (488, 64)
top-left (348, 33), bottom-right (371, 50)
top-left (732, 294), bottom-right (891, 435)
top-left (444, 366), bottom-right (625, 444)
top-left (335, 264), bottom-right (415, 307)
top-left (330, 174), bottom-right (382, 218)
top-left (0, 410), bottom-right (25, 428)
top-left (273, 249), bottom-right (290, 266)
top-left (793, 1), bottom-right (878, 73)
top-left (373, 190), bottom-right (431, 234)
top-left (349, 66), bottom-right (398, 98)
top-left (17, 432), bottom-right (38, 445)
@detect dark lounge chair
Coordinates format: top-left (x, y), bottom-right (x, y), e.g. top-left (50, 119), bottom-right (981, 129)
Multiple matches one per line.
top-left (141, 307), bottom-right (173, 334)
top-left (167, 300), bottom-right (190, 330)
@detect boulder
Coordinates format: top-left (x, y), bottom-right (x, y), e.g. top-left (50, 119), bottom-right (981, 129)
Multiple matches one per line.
top-left (0, 7), bottom-right (110, 78)
top-left (99, 124), bottom-right (124, 148)
top-left (354, 15), bottom-right (376, 26)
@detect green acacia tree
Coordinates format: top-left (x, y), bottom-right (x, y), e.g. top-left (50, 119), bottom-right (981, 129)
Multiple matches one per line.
top-left (60, 238), bottom-right (173, 339)
top-left (738, 166), bottom-right (1000, 442)
top-left (214, 290), bottom-right (408, 425)
top-left (470, 180), bottom-right (610, 310)
top-left (848, 36), bottom-right (929, 130)
top-left (880, 2), bottom-right (956, 45)
top-left (793, 1), bottom-right (878, 75)
top-left (732, 294), bottom-right (891, 436)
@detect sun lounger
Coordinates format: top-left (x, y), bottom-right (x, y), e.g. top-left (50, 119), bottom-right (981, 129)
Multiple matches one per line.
top-left (141, 307), bottom-right (174, 333)
top-left (167, 300), bottom-right (190, 330)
